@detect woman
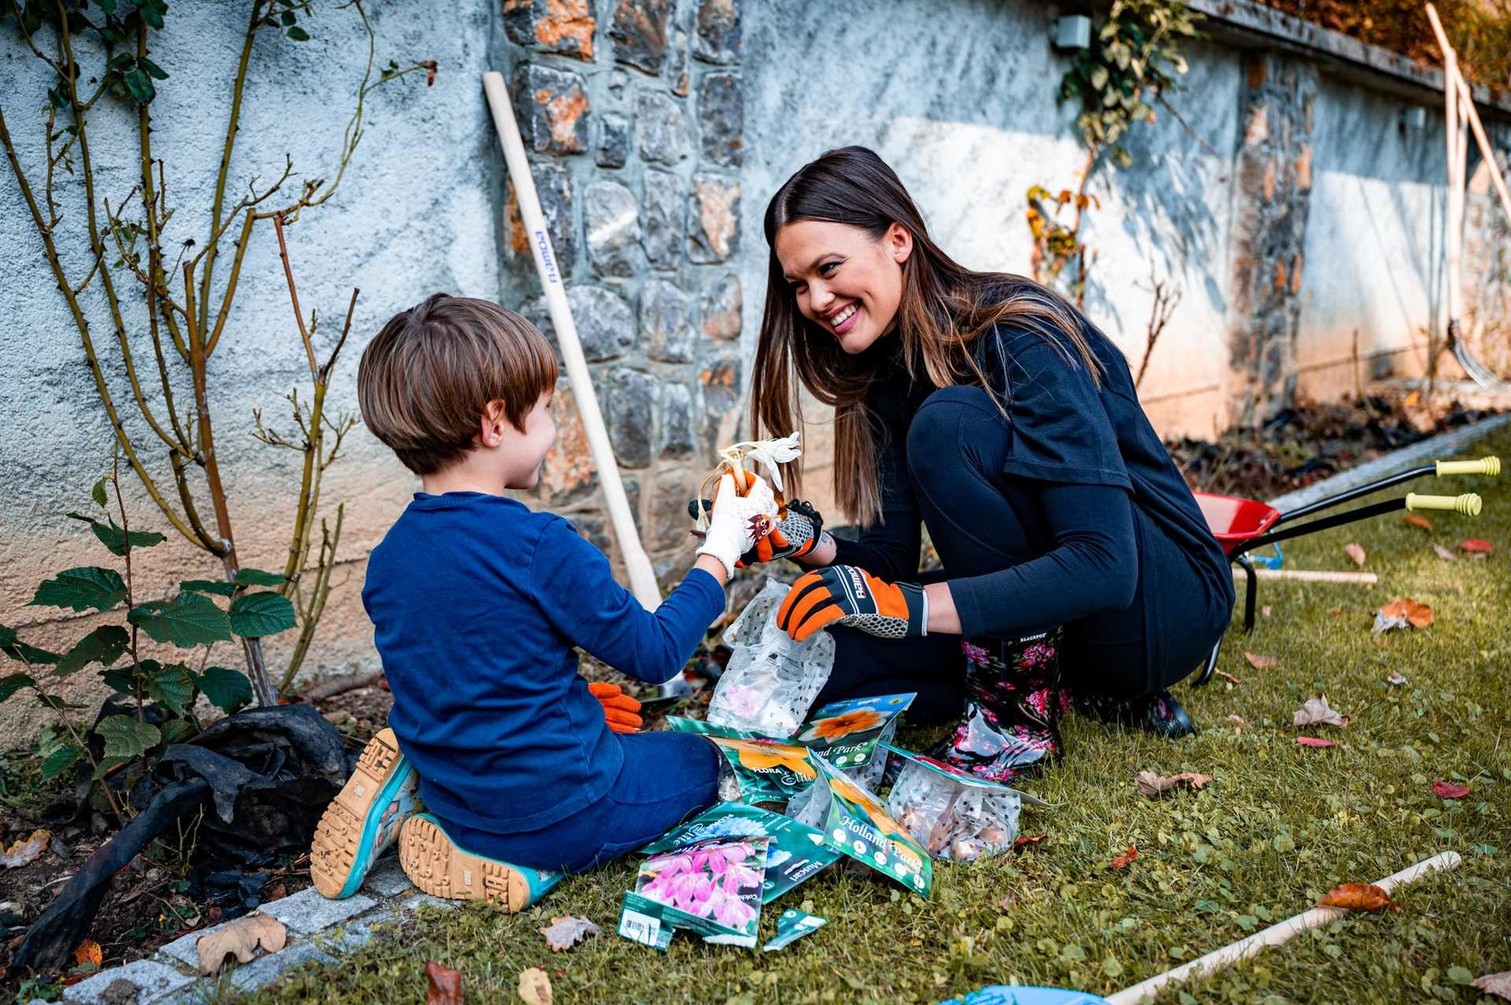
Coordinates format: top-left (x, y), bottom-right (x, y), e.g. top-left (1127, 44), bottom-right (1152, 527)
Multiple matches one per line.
top-left (743, 147), bottom-right (1234, 783)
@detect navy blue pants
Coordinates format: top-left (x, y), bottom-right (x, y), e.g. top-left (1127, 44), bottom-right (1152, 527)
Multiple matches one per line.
top-left (816, 386), bottom-right (1211, 722)
top-left (434, 730), bottom-right (719, 873)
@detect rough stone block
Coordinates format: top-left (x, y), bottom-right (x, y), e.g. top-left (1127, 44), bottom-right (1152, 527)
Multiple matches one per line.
top-left (636, 90), bottom-right (689, 165)
top-left (585, 180), bottom-right (642, 277)
top-left (319, 908), bottom-right (398, 954)
top-left (540, 375), bottom-right (598, 503)
top-left (226, 941), bottom-right (335, 995)
top-left (510, 64), bottom-right (590, 155)
top-left (699, 353), bottom-right (742, 451)
top-left (641, 170), bottom-right (684, 270)
top-left (693, 0), bottom-right (741, 63)
top-left (668, 27), bottom-right (691, 97)
top-left (688, 174), bottom-right (739, 262)
top-left (608, 369), bottom-right (659, 468)
top-left (62, 958), bottom-right (194, 1004)
top-left (658, 383), bottom-right (700, 461)
top-left (360, 856), bottom-right (413, 899)
top-left (609, 0), bottom-right (672, 74)
top-left (262, 887), bottom-right (377, 935)
top-left (700, 273), bottom-right (741, 339)
top-left (521, 285), bottom-right (635, 362)
top-left (504, 0), bottom-right (595, 60)
top-left (650, 463), bottom-right (701, 549)
top-left (596, 113), bottom-right (631, 169)
top-left (698, 73), bottom-right (742, 166)
top-left (400, 893), bottom-right (458, 913)
top-left (506, 161), bottom-right (575, 278)
top-left (642, 279), bottom-right (697, 363)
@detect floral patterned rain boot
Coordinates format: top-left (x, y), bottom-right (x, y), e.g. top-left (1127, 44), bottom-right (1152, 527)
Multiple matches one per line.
top-left (930, 629), bottom-right (1065, 784)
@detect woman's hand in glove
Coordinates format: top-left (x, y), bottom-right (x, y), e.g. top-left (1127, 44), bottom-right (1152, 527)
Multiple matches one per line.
top-left (694, 472), bottom-right (779, 577)
top-left (588, 681), bottom-right (643, 734)
top-left (777, 565), bottom-right (929, 642)
top-left (741, 499), bottom-right (824, 567)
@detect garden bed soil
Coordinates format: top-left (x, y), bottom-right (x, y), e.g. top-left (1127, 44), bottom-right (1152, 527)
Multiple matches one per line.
top-left (1, 386), bottom-right (1498, 1000)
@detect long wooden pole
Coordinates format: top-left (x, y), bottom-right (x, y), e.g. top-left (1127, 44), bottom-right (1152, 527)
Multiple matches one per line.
top-left (1425, 5), bottom-right (1511, 225)
top-left (481, 72), bottom-right (662, 612)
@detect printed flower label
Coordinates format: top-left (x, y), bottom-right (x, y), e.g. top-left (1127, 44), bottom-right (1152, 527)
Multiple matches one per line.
top-left (625, 836), bottom-right (769, 949)
top-left (799, 756), bottom-right (933, 897)
top-left (794, 693), bottom-right (914, 768)
top-left (641, 801), bottom-right (840, 904)
top-left (762, 908), bottom-right (827, 951)
top-left (666, 717), bottom-right (819, 803)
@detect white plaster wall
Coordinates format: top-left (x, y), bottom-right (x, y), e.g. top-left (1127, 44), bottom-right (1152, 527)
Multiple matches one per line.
top-left (0, 1), bottom-right (503, 743)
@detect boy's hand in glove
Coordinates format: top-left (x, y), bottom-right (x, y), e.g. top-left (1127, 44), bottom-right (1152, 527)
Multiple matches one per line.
top-left (777, 565), bottom-right (928, 642)
top-left (693, 472), bottom-right (779, 577)
top-left (588, 681), bottom-right (643, 734)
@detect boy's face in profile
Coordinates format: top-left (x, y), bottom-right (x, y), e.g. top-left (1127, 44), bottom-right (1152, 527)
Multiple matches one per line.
top-left (498, 390), bottom-right (557, 490)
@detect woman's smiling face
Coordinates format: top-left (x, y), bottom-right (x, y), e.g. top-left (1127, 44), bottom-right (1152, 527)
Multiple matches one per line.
top-left (774, 219), bottom-right (913, 355)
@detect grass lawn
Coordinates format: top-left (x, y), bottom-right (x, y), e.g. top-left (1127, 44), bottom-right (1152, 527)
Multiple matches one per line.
top-left (248, 426), bottom-right (1511, 1005)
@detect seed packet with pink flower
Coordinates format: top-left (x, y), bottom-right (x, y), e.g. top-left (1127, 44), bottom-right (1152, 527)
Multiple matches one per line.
top-left (640, 802), bottom-right (840, 904)
top-left (792, 693), bottom-right (914, 772)
top-left (618, 836), bottom-right (769, 949)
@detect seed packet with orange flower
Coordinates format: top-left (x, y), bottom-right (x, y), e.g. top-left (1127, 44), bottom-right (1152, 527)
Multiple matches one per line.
top-left (665, 717), bottom-right (819, 804)
top-left (794, 693), bottom-right (915, 772)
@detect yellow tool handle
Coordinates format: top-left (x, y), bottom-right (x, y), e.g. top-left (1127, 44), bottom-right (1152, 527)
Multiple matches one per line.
top-left (1406, 492), bottom-right (1482, 516)
top-left (1435, 456), bottom-right (1501, 477)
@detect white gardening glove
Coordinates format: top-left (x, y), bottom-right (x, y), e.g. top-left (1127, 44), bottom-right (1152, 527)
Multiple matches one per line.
top-left (695, 472), bottom-right (779, 577)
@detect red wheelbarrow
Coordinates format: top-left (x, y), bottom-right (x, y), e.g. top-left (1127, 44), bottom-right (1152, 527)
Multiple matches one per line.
top-left (1192, 455), bottom-right (1500, 685)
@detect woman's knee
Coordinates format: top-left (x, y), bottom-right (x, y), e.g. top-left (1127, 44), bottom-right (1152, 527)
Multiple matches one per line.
top-left (906, 386), bottom-right (1010, 491)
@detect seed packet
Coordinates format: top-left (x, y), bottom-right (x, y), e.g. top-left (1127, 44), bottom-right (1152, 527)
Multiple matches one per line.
top-left (707, 579), bottom-right (836, 736)
top-left (786, 755), bottom-right (933, 897)
top-left (794, 693), bottom-right (914, 770)
top-left (665, 716), bottom-right (818, 804)
top-left (881, 743), bottom-right (1049, 862)
top-left (641, 802), bottom-right (840, 904)
top-left (761, 908), bottom-right (827, 951)
top-left (619, 836), bottom-right (770, 950)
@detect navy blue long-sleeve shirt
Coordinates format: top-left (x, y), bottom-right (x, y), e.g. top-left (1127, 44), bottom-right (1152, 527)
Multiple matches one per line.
top-left (363, 492), bottom-right (724, 834)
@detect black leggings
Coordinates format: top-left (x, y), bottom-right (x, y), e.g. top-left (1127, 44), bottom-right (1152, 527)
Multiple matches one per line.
top-left (815, 386), bottom-right (1197, 723)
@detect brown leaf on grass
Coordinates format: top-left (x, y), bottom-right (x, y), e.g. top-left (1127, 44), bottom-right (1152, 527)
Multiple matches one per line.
top-left (1472, 971), bottom-right (1511, 1001)
top-left (0, 829), bottom-right (51, 869)
top-left (1403, 513), bottom-right (1433, 531)
top-left (1261, 605), bottom-right (1273, 618)
top-left (539, 915), bottom-right (601, 952)
top-left (1012, 834), bottom-right (1048, 851)
top-left (1225, 714), bottom-right (1250, 729)
top-left (1432, 779), bottom-right (1471, 799)
top-left (1214, 669), bottom-right (1242, 687)
top-left (1136, 771), bottom-right (1213, 798)
top-left (196, 913), bottom-right (287, 975)
top-left (1111, 846), bottom-right (1138, 870)
top-left (1459, 538), bottom-right (1495, 556)
top-left (1296, 736), bottom-right (1336, 748)
top-left (426, 961), bottom-right (463, 1005)
top-left (1375, 597), bottom-right (1434, 634)
top-left (1317, 882), bottom-right (1400, 912)
top-left (1344, 542), bottom-right (1366, 568)
top-left (1244, 652), bottom-right (1277, 670)
top-left (1387, 672), bottom-right (1408, 686)
top-left (73, 939), bottom-right (102, 968)
top-left (1293, 694), bottom-right (1349, 728)
top-left (518, 966), bottom-right (552, 1005)
top-left (1433, 544), bottom-right (1458, 561)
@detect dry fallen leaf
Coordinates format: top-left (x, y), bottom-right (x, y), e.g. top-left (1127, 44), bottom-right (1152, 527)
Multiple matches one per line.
top-left (1296, 736), bottom-right (1336, 748)
top-left (1386, 672), bottom-right (1408, 686)
top-left (1472, 971), bottom-right (1511, 1001)
top-left (1317, 882), bottom-right (1400, 912)
top-left (1244, 652), bottom-right (1278, 670)
top-left (1403, 513), bottom-right (1433, 531)
top-left (1111, 845), bottom-right (1138, 870)
top-left (1432, 779), bottom-right (1471, 799)
top-left (1293, 694), bottom-right (1349, 728)
top-left (0, 829), bottom-right (51, 869)
top-left (73, 939), bottom-right (102, 969)
top-left (1433, 544), bottom-right (1458, 561)
top-left (518, 966), bottom-right (553, 1005)
top-left (539, 915), bottom-right (602, 952)
top-left (1459, 538), bottom-right (1495, 556)
top-left (1012, 834), bottom-right (1048, 851)
top-left (1136, 770), bottom-right (1213, 798)
top-left (1225, 714), bottom-right (1250, 729)
top-left (1214, 670), bottom-right (1242, 686)
top-left (1344, 542), bottom-right (1366, 568)
top-left (1374, 597), bottom-right (1434, 634)
top-left (426, 961), bottom-right (463, 1005)
top-left (196, 913), bottom-right (287, 975)
top-left (1261, 605), bottom-right (1273, 618)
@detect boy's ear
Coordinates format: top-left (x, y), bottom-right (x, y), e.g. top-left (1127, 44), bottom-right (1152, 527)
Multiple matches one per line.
top-left (478, 399), bottom-right (509, 448)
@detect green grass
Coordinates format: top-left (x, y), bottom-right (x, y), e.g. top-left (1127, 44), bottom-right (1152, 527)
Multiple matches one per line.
top-left (249, 427), bottom-right (1511, 1005)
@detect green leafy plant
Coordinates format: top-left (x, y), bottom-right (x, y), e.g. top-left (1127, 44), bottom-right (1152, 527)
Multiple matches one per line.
top-left (0, 468), bottom-right (295, 820)
top-left (0, 1), bottom-right (434, 705)
top-left (1025, 183), bottom-right (1100, 307)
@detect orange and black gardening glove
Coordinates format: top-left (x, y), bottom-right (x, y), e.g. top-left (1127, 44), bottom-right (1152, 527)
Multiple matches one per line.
top-left (777, 565), bottom-right (929, 642)
top-left (588, 681), bottom-right (643, 734)
top-left (687, 498), bottom-right (825, 568)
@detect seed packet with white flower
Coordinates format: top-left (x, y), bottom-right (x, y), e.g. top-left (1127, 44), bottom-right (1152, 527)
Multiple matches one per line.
top-left (619, 836), bottom-right (769, 949)
top-left (640, 802), bottom-right (840, 904)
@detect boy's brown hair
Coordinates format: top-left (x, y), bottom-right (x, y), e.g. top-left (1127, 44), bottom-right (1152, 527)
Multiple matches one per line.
top-left (357, 293), bottom-right (558, 476)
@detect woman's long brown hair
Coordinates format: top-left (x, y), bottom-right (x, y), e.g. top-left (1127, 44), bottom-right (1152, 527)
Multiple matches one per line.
top-left (750, 146), bottom-right (1102, 527)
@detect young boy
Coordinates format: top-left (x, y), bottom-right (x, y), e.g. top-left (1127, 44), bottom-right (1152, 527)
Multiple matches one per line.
top-left (310, 293), bottom-right (776, 910)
